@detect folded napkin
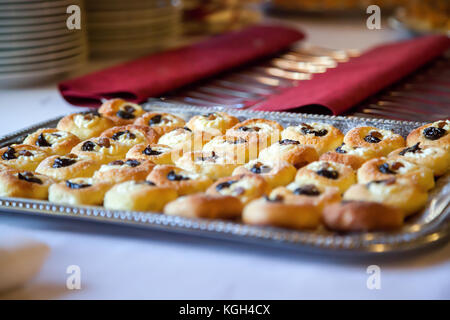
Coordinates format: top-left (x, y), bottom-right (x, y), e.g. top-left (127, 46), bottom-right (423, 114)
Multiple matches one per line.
top-left (59, 24), bottom-right (304, 106)
top-left (254, 35), bottom-right (450, 114)
top-left (0, 226), bottom-right (50, 293)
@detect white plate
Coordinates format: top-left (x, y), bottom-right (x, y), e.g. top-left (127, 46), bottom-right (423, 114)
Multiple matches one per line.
top-left (0, 6), bottom-right (69, 18)
top-left (0, 45), bottom-right (84, 65)
top-left (0, 39), bottom-right (85, 58)
top-left (0, 32), bottom-right (84, 49)
top-left (0, 14), bottom-right (67, 26)
top-left (0, 20), bottom-right (69, 34)
top-left (0, 52), bottom-right (86, 73)
top-left (0, 28), bottom-right (74, 41)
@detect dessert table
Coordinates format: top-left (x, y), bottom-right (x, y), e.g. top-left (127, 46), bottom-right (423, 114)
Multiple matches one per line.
top-left (0, 18), bottom-right (449, 300)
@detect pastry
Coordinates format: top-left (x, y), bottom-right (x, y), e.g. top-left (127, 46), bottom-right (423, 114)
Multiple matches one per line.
top-left (104, 180), bottom-right (177, 212)
top-left (203, 135), bottom-right (256, 163)
top-left (147, 165), bottom-right (213, 195)
top-left (186, 111), bottom-right (239, 135)
top-left (164, 194), bottom-right (243, 219)
top-left (281, 122), bottom-right (344, 155)
top-left (319, 143), bottom-right (378, 170)
top-left (100, 124), bottom-right (159, 148)
top-left (126, 143), bottom-right (175, 165)
top-left (98, 99), bottom-right (145, 125)
top-left (134, 112), bottom-right (185, 135)
top-left (0, 144), bottom-right (49, 171)
top-left (388, 143), bottom-right (449, 176)
top-left (23, 128), bottom-right (81, 156)
top-left (295, 160), bottom-right (356, 193)
top-left (48, 177), bottom-right (112, 206)
top-left (0, 170), bottom-right (54, 200)
top-left (406, 120), bottom-right (449, 151)
top-left (93, 159), bottom-right (155, 184)
top-left (343, 126), bottom-right (405, 156)
top-left (226, 118), bottom-right (283, 150)
top-left (258, 139), bottom-right (319, 168)
top-left (357, 157), bottom-right (435, 190)
top-left (35, 154), bottom-right (101, 181)
top-left (242, 195), bottom-right (321, 230)
top-left (56, 110), bottom-right (115, 140)
top-left (322, 200), bottom-right (404, 231)
top-left (158, 127), bottom-right (215, 156)
top-left (206, 174), bottom-right (270, 205)
top-left (71, 137), bottom-right (129, 164)
top-left (232, 159), bottom-right (296, 188)
top-left (343, 178), bottom-right (428, 216)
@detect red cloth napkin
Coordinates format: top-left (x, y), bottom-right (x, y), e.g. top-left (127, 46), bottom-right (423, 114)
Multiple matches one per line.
top-left (254, 35), bottom-right (450, 114)
top-left (59, 25), bottom-right (304, 106)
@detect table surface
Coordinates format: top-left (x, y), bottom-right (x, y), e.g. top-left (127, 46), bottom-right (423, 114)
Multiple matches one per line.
top-left (0, 17), bottom-right (449, 300)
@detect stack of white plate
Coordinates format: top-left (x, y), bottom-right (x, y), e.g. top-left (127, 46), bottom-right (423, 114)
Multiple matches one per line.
top-left (86, 0), bottom-right (182, 58)
top-left (0, 0), bottom-right (88, 87)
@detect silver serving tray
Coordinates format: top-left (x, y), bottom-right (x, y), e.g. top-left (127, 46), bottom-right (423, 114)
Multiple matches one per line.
top-left (0, 103), bottom-right (449, 256)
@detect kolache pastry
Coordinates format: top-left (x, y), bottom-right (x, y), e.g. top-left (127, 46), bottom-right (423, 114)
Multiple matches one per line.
top-left (48, 177), bottom-right (112, 206)
top-left (281, 122), bottom-right (344, 155)
top-left (226, 118), bottom-right (283, 150)
top-left (406, 120), bottom-right (449, 151)
top-left (147, 165), bottom-right (213, 195)
top-left (98, 99), bottom-right (145, 125)
top-left (126, 143), bottom-right (174, 165)
top-left (388, 143), bottom-right (449, 177)
top-left (202, 135), bottom-right (256, 163)
top-left (186, 112), bottom-right (239, 135)
top-left (134, 112), bottom-right (185, 135)
top-left (343, 178), bottom-right (428, 216)
top-left (23, 128), bottom-right (81, 156)
top-left (93, 159), bottom-right (155, 184)
top-left (104, 180), bottom-right (177, 212)
top-left (174, 151), bottom-right (240, 180)
top-left (164, 194), bottom-right (243, 219)
top-left (232, 159), bottom-right (296, 188)
top-left (0, 170), bottom-right (54, 200)
top-left (158, 127), bottom-right (215, 155)
top-left (319, 143), bottom-right (378, 170)
top-left (270, 182), bottom-right (341, 210)
top-left (295, 161), bottom-right (356, 193)
top-left (35, 154), bottom-right (101, 181)
top-left (322, 200), bottom-right (404, 232)
top-left (57, 110), bottom-right (114, 140)
top-left (258, 139), bottom-right (319, 169)
top-left (100, 124), bottom-right (159, 148)
top-left (206, 174), bottom-right (270, 205)
top-left (242, 195), bottom-right (321, 230)
top-left (357, 157), bottom-right (435, 191)
top-left (343, 126), bottom-right (405, 156)
top-left (71, 137), bottom-right (129, 164)
top-left (0, 144), bottom-right (49, 171)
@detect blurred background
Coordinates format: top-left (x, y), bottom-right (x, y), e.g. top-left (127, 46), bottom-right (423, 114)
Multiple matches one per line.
top-left (0, 0), bottom-right (448, 87)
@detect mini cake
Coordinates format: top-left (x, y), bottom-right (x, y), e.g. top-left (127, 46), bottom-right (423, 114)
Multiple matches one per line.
top-left (71, 137), bottom-right (129, 164)
top-left (406, 120), bottom-right (449, 151)
top-left (158, 127), bottom-right (215, 156)
top-left (126, 144), bottom-right (175, 165)
top-left (0, 170), bottom-right (54, 200)
top-left (104, 180), bottom-right (177, 212)
top-left (281, 122), bottom-right (344, 155)
top-left (93, 159), bottom-right (155, 184)
top-left (98, 99), bottom-right (145, 125)
top-left (343, 126), bottom-right (405, 156)
top-left (57, 110), bottom-right (115, 140)
top-left (232, 159), bottom-right (296, 188)
top-left (23, 128), bottom-right (81, 156)
top-left (202, 135), bottom-right (256, 163)
top-left (48, 177), bottom-right (112, 206)
top-left (258, 139), bottom-right (319, 168)
top-left (0, 144), bottom-right (49, 171)
top-left (226, 118), bottom-right (283, 149)
top-left (164, 194), bottom-right (243, 219)
top-left (100, 125), bottom-right (159, 148)
top-left (35, 153), bottom-right (101, 181)
top-left (319, 143), bottom-right (378, 170)
top-left (186, 112), bottom-right (239, 135)
top-left (134, 112), bottom-right (186, 135)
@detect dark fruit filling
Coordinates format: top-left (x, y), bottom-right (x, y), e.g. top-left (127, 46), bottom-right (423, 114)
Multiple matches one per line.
top-left (364, 131), bottom-right (383, 143)
top-left (293, 184), bottom-right (321, 196)
top-left (238, 126), bottom-right (260, 132)
top-left (66, 180), bottom-right (91, 189)
top-left (143, 146), bottom-right (162, 156)
top-left (316, 168), bottom-right (339, 179)
top-left (335, 143), bottom-right (347, 154)
top-left (111, 130), bottom-right (136, 141)
top-left (250, 162), bottom-right (271, 174)
top-left (81, 141), bottom-right (96, 151)
top-left (216, 180), bottom-right (237, 191)
top-left (149, 115), bottom-right (162, 125)
top-left (116, 105), bottom-right (136, 119)
top-left (2, 147), bottom-right (16, 160)
top-left (423, 127), bottom-right (446, 141)
top-left (18, 172), bottom-right (42, 184)
top-left (167, 170), bottom-right (190, 181)
top-left (279, 139), bottom-right (300, 145)
top-left (53, 157), bottom-right (77, 168)
top-left (36, 133), bottom-right (51, 147)
top-left (264, 195), bottom-right (284, 203)
top-left (399, 143), bottom-right (421, 155)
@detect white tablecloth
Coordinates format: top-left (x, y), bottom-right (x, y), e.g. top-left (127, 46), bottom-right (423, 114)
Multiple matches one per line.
top-left (0, 18), bottom-right (449, 300)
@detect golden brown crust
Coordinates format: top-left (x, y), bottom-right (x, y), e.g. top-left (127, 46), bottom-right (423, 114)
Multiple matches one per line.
top-left (206, 174), bottom-right (270, 205)
top-left (0, 170), bottom-right (54, 200)
top-left (104, 180), bottom-right (177, 212)
top-left (319, 152), bottom-right (365, 170)
top-left (186, 112), bottom-right (239, 135)
top-left (98, 99), bottom-right (145, 125)
top-left (406, 120), bottom-right (450, 150)
top-left (125, 143), bottom-right (176, 164)
top-left (70, 137), bottom-right (129, 164)
top-left (258, 140), bottom-right (319, 168)
top-left (100, 124), bottom-right (159, 148)
top-left (232, 160), bottom-right (296, 188)
top-left (226, 118), bottom-right (283, 148)
top-left (0, 144), bottom-right (50, 171)
top-left (242, 197), bottom-right (320, 230)
top-left (93, 159), bottom-right (155, 184)
top-left (343, 126), bottom-right (405, 156)
top-left (134, 112), bottom-right (186, 135)
top-left (147, 165), bottom-right (213, 195)
top-left (295, 160), bottom-right (356, 193)
top-left (202, 135), bottom-right (258, 163)
top-left (164, 194), bottom-right (243, 219)
top-left (357, 157), bottom-right (435, 190)
top-left (158, 128), bottom-right (215, 155)
top-left (56, 111), bottom-right (115, 140)
top-left (23, 128), bottom-right (81, 156)
top-left (322, 201), bottom-right (404, 231)
top-left (35, 154), bottom-right (101, 181)
top-left (281, 122), bottom-right (344, 155)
